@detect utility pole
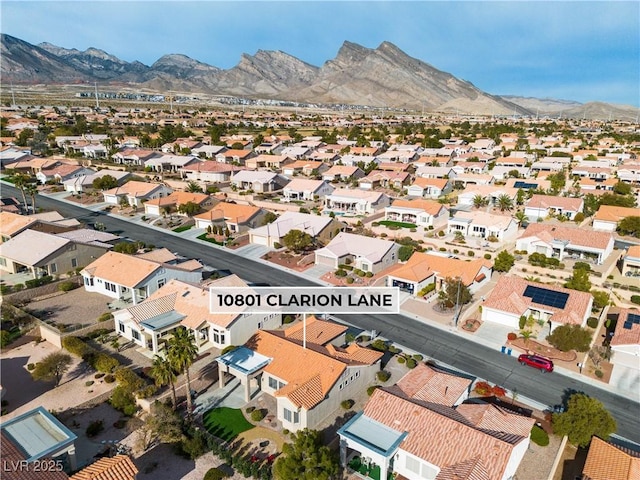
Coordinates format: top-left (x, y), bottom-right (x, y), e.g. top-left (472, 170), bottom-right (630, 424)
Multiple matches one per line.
top-left (454, 277), bottom-right (462, 327)
top-left (94, 82), bottom-right (100, 110)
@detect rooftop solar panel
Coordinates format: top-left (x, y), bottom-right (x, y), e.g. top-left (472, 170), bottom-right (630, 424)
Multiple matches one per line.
top-left (523, 285), bottom-right (569, 309)
top-left (624, 320), bottom-right (633, 330)
top-left (628, 313), bottom-right (640, 324)
top-left (514, 181), bottom-right (538, 189)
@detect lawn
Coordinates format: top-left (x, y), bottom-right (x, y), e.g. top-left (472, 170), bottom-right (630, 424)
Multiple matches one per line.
top-left (173, 224), bottom-right (193, 232)
top-left (196, 233), bottom-right (223, 245)
top-left (378, 220), bottom-right (417, 229)
top-left (203, 407), bottom-right (255, 442)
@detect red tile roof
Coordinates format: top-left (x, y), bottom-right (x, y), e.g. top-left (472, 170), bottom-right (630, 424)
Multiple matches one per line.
top-left (69, 455), bottom-right (138, 480)
top-left (582, 436), bottom-right (640, 480)
top-left (519, 223), bottom-right (613, 250)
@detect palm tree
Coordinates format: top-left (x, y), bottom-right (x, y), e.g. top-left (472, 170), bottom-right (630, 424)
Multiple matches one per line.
top-left (497, 194), bottom-right (514, 212)
top-left (514, 211), bottom-right (528, 226)
top-left (150, 355), bottom-right (178, 410)
top-left (185, 181), bottom-right (203, 193)
top-left (520, 330), bottom-right (534, 345)
top-left (166, 327), bottom-right (198, 414)
top-left (472, 194), bottom-right (488, 209)
top-left (13, 173), bottom-right (29, 211)
top-left (25, 183), bottom-right (38, 214)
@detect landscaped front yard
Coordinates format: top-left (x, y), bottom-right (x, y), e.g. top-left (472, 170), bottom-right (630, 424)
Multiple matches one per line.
top-left (203, 407), bottom-right (255, 442)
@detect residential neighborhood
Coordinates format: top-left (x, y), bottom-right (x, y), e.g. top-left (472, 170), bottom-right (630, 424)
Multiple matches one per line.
top-left (1, 99), bottom-right (639, 480)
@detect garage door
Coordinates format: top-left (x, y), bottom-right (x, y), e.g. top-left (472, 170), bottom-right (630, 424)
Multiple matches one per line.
top-left (251, 234), bottom-right (269, 246)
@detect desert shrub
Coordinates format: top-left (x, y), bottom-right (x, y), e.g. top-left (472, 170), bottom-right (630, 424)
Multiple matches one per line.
top-left (85, 380), bottom-right (94, 387)
top-left (204, 468), bottom-right (230, 480)
top-left (376, 371), bottom-right (391, 382)
top-left (104, 374), bottom-right (115, 383)
top-left (27, 363), bottom-right (35, 371)
top-left (346, 277), bottom-right (354, 284)
top-left (530, 425), bottom-right (550, 446)
top-left (334, 269), bottom-right (347, 277)
top-left (97, 312), bottom-right (114, 322)
top-left (94, 372), bottom-right (105, 379)
top-left (595, 370), bottom-right (604, 378)
top-left (547, 324), bottom-right (592, 352)
top-left (418, 283), bottom-right (436, 296)
top-left (25, 276), bottom-right (53, 289)
top-left (109, 386), bottom-right (138, 416)
top-left (438, 231), bottom-right (445, 237)
top-left (370, 339), bottom-right (387, 351)
top-left (474, 381), bottom-right (493, 396)
top-left (93, 353), bottom-right (120, 373)
top-left (587, 317), bottom-right (599, 329)
top-left (484, 253), bottom-right (492, 260)
top-left (631, 295), bottom-right (640, 305)
top-left (397, 356), bottom-right (406, 364)
top-left (412, 354), bottom-right (423, 361)
top-left (246, 406), bottom-right (255, 413)
top-left (365, 272), bottom-right (373, 278)
top-left (406, 358), bottom-right (417, 369)
top-left (62, 336), bottom-right (93, 358)
top-left (468, 250), bottom-right (475, 257)
top-left (177, 430), bottom-right (207, 460)
top-left (518, 316), bottom-right (527, 330)
top-left (114, 367), bottom-right (145, 391)
top-left (86, 420), bottom-right (104, 437)
top-left (250, 409), bottom-right (265, 422)
top-left (273, 242), bottom-right (282, 249)
top-left (58, 281), bottom-right (76, 292)
top-left (367, 386), bottom-right (379, 396)
top-left (341, 399), bottom-right (354, 410)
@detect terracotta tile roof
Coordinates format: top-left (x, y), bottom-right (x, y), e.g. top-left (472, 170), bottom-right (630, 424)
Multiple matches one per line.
top-left (324, 343), bottom-right (384, 366)
top-left (435, 456), bottom-right (490, 480)
top-left (0, 211), bottom-right (36, 238)
top-left (519, 223), bottom-right (613, 250)
top-left (219, 149), bottom-right (254, 159)
top-left (410, 177), bottom-right (449, 189)
top-left (526, 195), bottom-right (583, 211)
top-left (144, 191), bottom-right (210, 207)
top-left (103, 181), bottom-right (163, 197)
top-left (282, 316), bottom-right (347, 345)
top-left (582, 436), bottom-right (640, 480)
top-left (393, 363), bottom-right (472, 406)
top-left (0, 229), bottom-right (71, 266)
top-left (251, 330), bottom-right (346, 409)
top-left (324, 165), bottom-right (361, 175)
top-left (0, 432), bottom-right (69, 480)
top-left (483, 275), bottom-right (592, 325)
top-left (611, 308), bottom-right (640, 347)
top-left (363, 389), bottom-right (526, 480)
top-left (626, 246), bottom-right (640, 258)
top-left (70, 455), bottom-right (138, 480)
top-left (390, 199), bottom-right (445, 216)
top-left (81, 251), bottom-right (161, 288)
top-left (286, 160), bottom-right (324, 170)
top-left (390, 252), bottom-right (491, 286)
top-left (377, 162), bottom-right (411, 172)
top-left (135, 248), bottom-right (178, 263)
top-left (362, 170), bottom-right (410, 182)
top-left (594, 205), bottom-right (640, 223)
top-left (181, 161), bottom-right (242, 173)
top-left (455, 403), bottom-right (535, 438)
top-left (193, 202), bottom-right (261, 224)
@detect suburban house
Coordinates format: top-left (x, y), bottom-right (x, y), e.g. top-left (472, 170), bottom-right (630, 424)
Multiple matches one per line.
top-left (0, 229), bottom-right (112, 279)
top-left (111, 148), bottom-right (158, 166)
top-left (516, 224), bottom-right (614, 264)
top-left (322, 165), bottom-right (365, 182)
top-left (81, 251), bottom-right (203, 306)
top-left (0, 211), bottom-right (81, 242)
top-left (608, 307), bottom-right (640, 396)
top-left (504, 178), bottom-right (551, 191)
top-left (415, 166), bottom-right (456, 179)
top-left (1, 406), bottom-right (78, 475)
top-left (216, 317), bottom-right (383, 430)
top-left (245, 154), bottom-right (293, 170)
top-left (69, 455), bottom-right (138, 480)
top-left (621, 245), bottom-right (640, 277)
top-left (384, 199), bottom-right (449, 229)
top-left (581, 436), bottom-right (640, 480)
top-left (282, 160), bottom-right (328, 177)
top-left (358, 170), bottom-right (411, 190)
top-left (491, 165), bottom-right (531, 180)
top-left (338, 365), bottom-right (534, 480)
top-left (452, 172), bottom-right (495, 188)
top-left (35, 164), bottom-right (94, 184)
top-left (191, 144), bottom-right (227, 159)
top-left (524, 195), bottom-right (584, 221)
top-left (144, 154), bottom-right (199, 173)
top-left (63, 169), bottom-right (131, 194)
top-left (386, 252), bottom-right (492, 296)
top-left (340, 155), bottom-right (379, 168)
top-left (282, 179), bottom-right (335, 202)
top-left (179, 160), bottom-right (242, 183)
top-left (215, 149), bottom-right (256, 165)
top-left (592, 205), bottom-right (640, 232)
top-left (102, 181), bottom-right (173, 208)
top-left (617, 163), bottom-right (640, 184)
top-left (194, 202), bottom-right (267, 233)
top-left (0, 197), bottom-right (21, 214)
top-left (230, 171), bottom-right (289, 193)
top-left (113, 276), bottom-right (281, 355)
top-left (324, 189), bottom-right (391, 216)
top-left (456, 186), bottom-right (518, 208)
top-left (481, 275), bottom-right (593, 330)
top-left (248, 211), bottom-right (344, 248)
top-left (448, 211), bottom-right (519, 242)
top-left (143, 191), bottom-right (214, 217)
top-left (314, 232), bottom-right (400, 274)
top-left (571, 165), bottom-right (613, 180)
top-left (280, 146), bottom-right (311, 160)
top-left (405, 177), bottom-right (452, 198)
top-left (578, 177), bottom-right (617, 193)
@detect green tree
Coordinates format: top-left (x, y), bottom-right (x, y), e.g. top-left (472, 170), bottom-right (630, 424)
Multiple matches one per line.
top-left (548, 171), bottom-right (566, 194)
top-left (438, 277), bottom-right (472, 310)
top-left (113, 241), bottom-right (141, 255)
top-left (516, 188), bottom-right (525, 206)
top-left (167, 327), bottom-right (198, 414)
top-left (31, 352), bottom-right (73, 387)
top-left (617, 216), bottom-right (640, 237)
top-left (514, 210), bottom-right (528, 226)
top-left (546, 324), bottom-right (592, 352)
top-left (135, 401), bottom-right (183, 451)
top-left (496, 194), bottom-right (514, 212)
top-left (591, 290), bottom-right (610, 310)
top-left (282, 229), bottom-right (313, 253)
top-left (553, 393), bottom-right (616, 447)
top-left (262, 211), bottom-right (278, 225)
top-left (178, 201), bottom-right (201, 217)
top-left (185, 181), bottom-right (203, 193)
top-left (613, 181), bottom-right (632, 196)
top-left (398, 245), bottom-right (414, 262)
top-left (13, 173), bottom-right (30, 209)
top-left (564, 268), bottom-right (592, 292)
top-left (273, 429), bottom-right (340, 480)
top-left (24, 183), bottom-right (38, 213)
top-left (472, 194), bottom-right (489, 209)
top-left (494, 250), bottom-right (515, 272)
top-left (150, 355), bottom-right (178, 410)
top-left (92, 175), bottom-right (118, 190)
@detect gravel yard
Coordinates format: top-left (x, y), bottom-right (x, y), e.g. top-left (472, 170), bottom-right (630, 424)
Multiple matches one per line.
top-left (25, 287), bottom-right (112, 326)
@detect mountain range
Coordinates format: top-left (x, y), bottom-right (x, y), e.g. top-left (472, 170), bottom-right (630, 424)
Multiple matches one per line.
top-left (1, 34), bottom-right (636, 119)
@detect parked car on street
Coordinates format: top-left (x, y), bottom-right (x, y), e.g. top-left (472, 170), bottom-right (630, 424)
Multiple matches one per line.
top-left (518, 354), bottom-right (554, 372)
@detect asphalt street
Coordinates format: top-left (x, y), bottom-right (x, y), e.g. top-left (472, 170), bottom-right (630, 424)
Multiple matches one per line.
top-left (5, 184), bottom-right (639, 442)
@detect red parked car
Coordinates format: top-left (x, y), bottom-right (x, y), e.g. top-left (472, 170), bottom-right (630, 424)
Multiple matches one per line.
top-left (518, 354), bottom-right (554, 372)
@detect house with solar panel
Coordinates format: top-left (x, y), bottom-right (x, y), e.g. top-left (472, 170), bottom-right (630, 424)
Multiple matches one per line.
top-left (608, 308), bottom-right (640, 395)
top-left (480, 275), bottom-right (593, 331)
top-left (524, 195), bottom-right (584, 221)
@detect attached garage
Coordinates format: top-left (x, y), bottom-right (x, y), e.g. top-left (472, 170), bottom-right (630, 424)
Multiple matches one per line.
top-left (250, 233), bottom-right (270, 247)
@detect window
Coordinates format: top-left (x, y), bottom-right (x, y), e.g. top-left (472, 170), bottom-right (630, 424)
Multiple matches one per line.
top-left (105, 282), bottom-right (117, 293)
top-left (71, 258), bottom-right (78, 268)
top-left (50, 263), bottom-right (57, 273)
top-left (213, 329), bottom-right (226, 344)
top-left (269, 377), bottom-right (278, 389)
top-left (283, 408), bottom-right (292, 422)
top-left (132, 330), bottom-right (141, 341)
top-left (158, 278), bottom-right (166, 288)
top-left (84, 277), bottom-right (94, 287)
top-left (0, 258), bottom-right (6, 267)
top-left (118, 322), bottom-right (125, 333)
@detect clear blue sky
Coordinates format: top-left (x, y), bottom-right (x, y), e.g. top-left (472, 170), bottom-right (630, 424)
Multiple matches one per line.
top-left (2, 1), bottom-right (639, 107)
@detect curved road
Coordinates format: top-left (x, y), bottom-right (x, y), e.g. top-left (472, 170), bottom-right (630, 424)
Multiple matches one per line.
top-left (6, 185), bottom-right (639, 442)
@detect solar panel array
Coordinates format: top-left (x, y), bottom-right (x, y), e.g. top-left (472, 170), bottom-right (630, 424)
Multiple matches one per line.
top-left (623, 313), bottom-right (640, 330)
top-left (514, 181), bottom-right (538, 189)
top-left (523, 285), bottom-right (569, 309)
